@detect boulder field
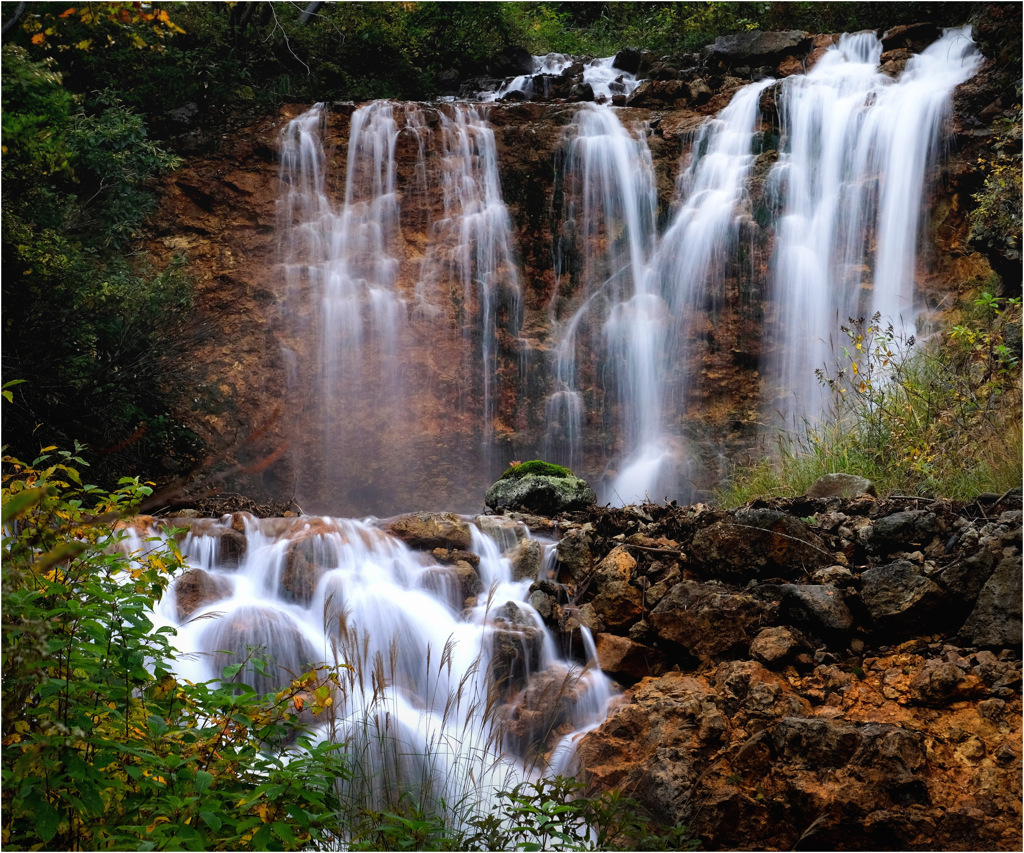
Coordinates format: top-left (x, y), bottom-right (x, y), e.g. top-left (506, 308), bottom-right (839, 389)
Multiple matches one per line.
top-left (505, 492), bottom-right (1023, 850)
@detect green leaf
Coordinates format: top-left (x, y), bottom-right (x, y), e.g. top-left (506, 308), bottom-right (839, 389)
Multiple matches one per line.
top-left (2, 487), bottom-right (48, 524)
top-left (194, 769), bottom-right (214, 794)
top-left (36, 799), bottom-right (60, 843)
top-left (200, 810), bottom-right (222, 832)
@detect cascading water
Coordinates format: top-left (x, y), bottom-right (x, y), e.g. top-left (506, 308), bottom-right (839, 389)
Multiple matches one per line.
top-left (766, 26), bottom-right (982, 427)
top-left (279, 101), bottom-right (522, 515)
top-left (548, 81), bottom-right (771, 504)
top-left (150, 513), bottom-right (612, 829)
top-left (547, 103), bottom-right (660, 504)
top-left (487, 53), bottom-right (642, 103)
top-left (417, 106), bottom-right (523, 444)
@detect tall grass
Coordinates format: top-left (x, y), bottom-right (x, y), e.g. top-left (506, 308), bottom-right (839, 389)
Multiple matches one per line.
top-left (722, 294), bottom-right (1023, 506)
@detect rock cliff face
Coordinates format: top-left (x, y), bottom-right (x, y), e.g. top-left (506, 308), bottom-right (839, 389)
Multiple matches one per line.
top-left (144, 9), bottom-right (1020, 516)
top-left (524, 493), bottom-right (1022, 851)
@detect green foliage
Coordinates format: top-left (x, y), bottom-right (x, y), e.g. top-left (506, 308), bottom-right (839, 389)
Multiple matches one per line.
top-left (2, 45), bottom-right (198, 487)
top-left (501, 459), bottom-right (576, 480)
top-left (723, 299), bottom-right (1023, 506)
top-left (968, 102), bottom-right (1023, 269)
top-left (345, 776), bottom-right (699, 851)
top-left (1, 452), bottom-right (351, 851)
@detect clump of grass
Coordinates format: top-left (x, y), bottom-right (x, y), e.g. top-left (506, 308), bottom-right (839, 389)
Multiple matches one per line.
top-left (722, 291), bottom-right (1023, 506)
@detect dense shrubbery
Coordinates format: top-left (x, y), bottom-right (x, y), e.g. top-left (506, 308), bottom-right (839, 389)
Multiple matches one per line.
top-left (0, 451), bottom-right (351, 850)
top-left (1, 44), bottom-right (200, 488)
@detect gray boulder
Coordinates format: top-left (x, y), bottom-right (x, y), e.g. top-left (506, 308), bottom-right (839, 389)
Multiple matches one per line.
top-left (860, 560), bottom-right (945, 636)
top-left (959, 556), bottom-right (1023, 648)
top-left (485, 472), bottom-right (596, 516)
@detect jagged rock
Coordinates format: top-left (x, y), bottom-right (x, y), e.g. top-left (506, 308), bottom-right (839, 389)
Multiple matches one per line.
top-left (649, 581), bottom-right (771, 661)
top-left (474, 514), bottom-right (527, 550)
top-left (805, 472), bottom-right (877, 499)
top-left (489, 603), bottom-right (544, 694)
top-left (431, 547), bottom-right (480, 568)
top-left (485, 472), bottom-right (596, 516)
top-left (578, 650), bottom-right (1021, 851)
top-left (625, 78), bottom-right (687, 107)
top-left (960, 556), bottom-right (1023, 648)
top-left (689, 508), bottom-right (828, 580)
top-left (555, 525), bottom-right (594, 583)
top-left (861, 560), bottom-right (945, 636)
top-left (589, 546), bottom-right (643, 631)
top-left (500, 663), bottom-right (587, 758)
top-left (174, 568), bottom-right (232, 620)
top-left (749, 626), bottom-right (809, 667)
top-left (453, 560), bottom-right (483, 601)
top-left (936, 547), bottom-right (996, 610)
top-left (506, 537), bottom-right (543, 582)
top-left (612, 47), bottom-right (642, 74)
top-left (384, 511), bottom-right (472, 551)
top-left (595, 632), bottom-right (667, 680)
top-left (281, 537), bottom-right (324, 605)
top-left (489, 45), bottom-right (534, 77)
top-left (909, 659), bottom-right (983, 706)
top-left (708, 30), bottom-right (812, 65)
top-left (781, 583), bottom-right (854, 636)
top-left (569, 81), bottom-right (594, 102)
top-left (881, 22), bottom-right (941, 52)
top-left (860, 510), bottom-right (940, 554)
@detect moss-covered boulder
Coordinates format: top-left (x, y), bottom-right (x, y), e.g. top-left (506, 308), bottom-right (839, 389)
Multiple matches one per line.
top-left (484, 460), bottom-right (597, 516)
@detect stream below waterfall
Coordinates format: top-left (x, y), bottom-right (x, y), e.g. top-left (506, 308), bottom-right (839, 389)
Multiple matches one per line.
top-left (141, 511), bottom-right (610, 825)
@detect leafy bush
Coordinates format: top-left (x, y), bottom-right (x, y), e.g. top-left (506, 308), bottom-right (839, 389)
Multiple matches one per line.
top-left (2, 45), bottom-right (199, 487)
top-left (1, 450), bottom-right (351, 851)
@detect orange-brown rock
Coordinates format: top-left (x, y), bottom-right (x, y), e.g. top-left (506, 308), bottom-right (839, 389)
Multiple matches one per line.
top-left (577, 655), bottom-right (1022, 850)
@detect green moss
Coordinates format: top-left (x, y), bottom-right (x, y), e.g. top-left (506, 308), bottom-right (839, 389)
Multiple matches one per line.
top-left (499, 459), bottom-right (574, 481)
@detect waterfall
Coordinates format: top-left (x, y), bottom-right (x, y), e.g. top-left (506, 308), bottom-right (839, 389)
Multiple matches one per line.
top-left (547, 103), bottom-right (660, 503)
top-left (279, 102), bottom-right (522, 515)
top-left (766, 26), bottom-right (982, 427)
top-left (417, 106), bottom-right (523, 446)
top-left (151, 514), bottom-right (612, 829)
top-left (276, 30), bottom-right (978, 509)
top-left (547, 81), bottom-right (771, 504)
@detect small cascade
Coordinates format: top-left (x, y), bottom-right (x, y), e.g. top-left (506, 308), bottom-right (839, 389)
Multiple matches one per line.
top-left (547, 104), bottom-right (660, 503)
top-left (487, 53), bottom-right (642, 103)
top-left (151, 514), bottom-right (613, 831)
top-left (766, 27), bottom-right (982, 426)
top-left (418, 106), bottom-right (523, 447)
top-left (279, 101), bottom-right (522, 515)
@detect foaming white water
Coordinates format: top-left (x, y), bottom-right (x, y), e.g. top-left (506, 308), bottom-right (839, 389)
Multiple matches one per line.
top-left (488, 53), bottom-right (642, 102)
top-left (766, 27), bottom-right (982, 427)
top-left (150, 513), bottom-right (613, 827)
top-left (550, 83), bottom-right (770, 505)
